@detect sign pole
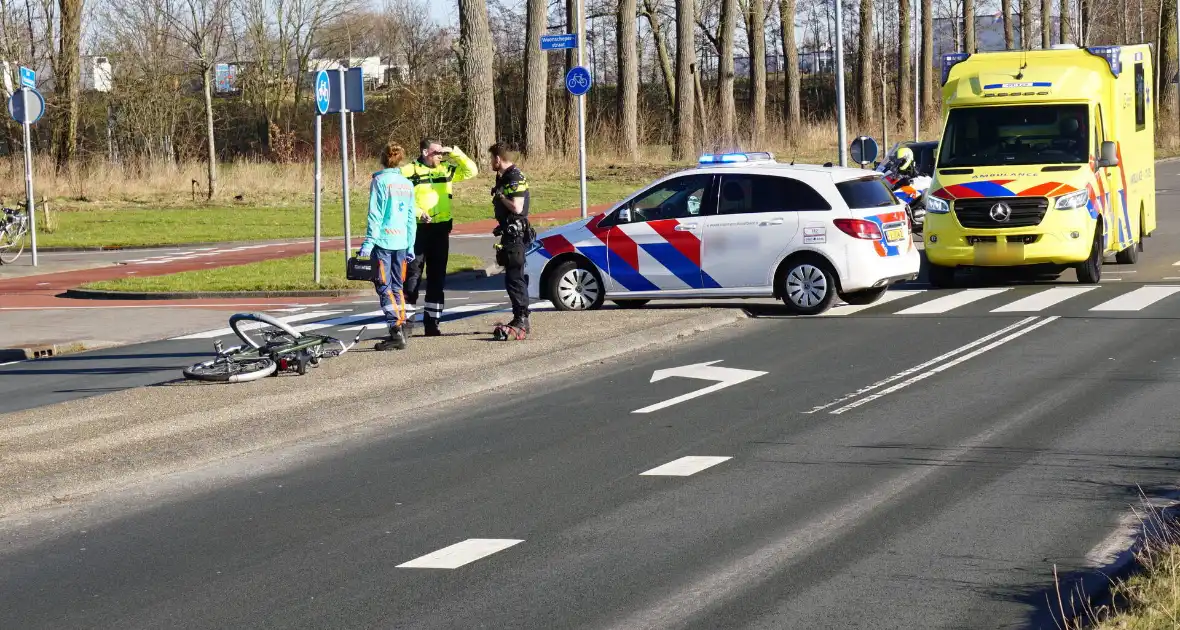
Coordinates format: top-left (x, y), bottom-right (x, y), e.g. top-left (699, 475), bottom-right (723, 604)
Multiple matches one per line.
top-left (833, 0), bottom-right (848, 167)
top-left (21, 87), bottom-right (36, 266)
top-left (338, 67), bottom-right (352, 263)
top-left (314, 113), bottom-right (322, 283)
top-left (913, 0), bottom-right (920, 141)
top-left (576, 0), bottom-right (587, 219)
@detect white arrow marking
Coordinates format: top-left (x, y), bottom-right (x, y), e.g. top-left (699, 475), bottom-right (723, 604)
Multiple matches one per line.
top-left (632, 360), bottom-right (767, 414)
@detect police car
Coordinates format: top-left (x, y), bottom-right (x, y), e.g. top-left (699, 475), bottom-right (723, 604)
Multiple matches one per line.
top-left (525, 152), bottom-right (921, 315)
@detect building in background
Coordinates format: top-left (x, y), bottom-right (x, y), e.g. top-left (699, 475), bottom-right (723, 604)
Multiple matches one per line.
top-left (82, 56), bottom-right (112, 92)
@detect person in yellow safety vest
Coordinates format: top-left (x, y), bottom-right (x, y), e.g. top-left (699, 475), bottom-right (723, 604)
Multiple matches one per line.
top-left (400, 138), bottom-right (478, 336)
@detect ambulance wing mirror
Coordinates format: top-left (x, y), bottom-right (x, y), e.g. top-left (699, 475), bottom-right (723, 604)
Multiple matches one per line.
top-left (1098, 141), bottom-right (1119, 168)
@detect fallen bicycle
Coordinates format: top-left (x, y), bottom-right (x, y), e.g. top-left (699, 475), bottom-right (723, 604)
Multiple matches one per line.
top-left (183, 312), bottom-right (361, 383)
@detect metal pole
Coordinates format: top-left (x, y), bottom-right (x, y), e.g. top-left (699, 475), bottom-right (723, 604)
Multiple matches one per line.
top-left (350, 111), bottom-right (357, 175)
top-left (338, 67), bottom-right (352, 262)
top-left (834, 0), bottom-right (848, 166)
top-left (22, 88), bottom-right (36, 266)
top-left (314, 114), bottom-right (322, 284)
top-left (576, 0), bottom-right (588, 218)
top-left (913, 0), bottom-right (920, 141)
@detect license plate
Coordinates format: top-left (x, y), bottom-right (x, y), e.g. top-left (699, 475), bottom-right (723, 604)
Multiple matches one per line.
top-left (884, 227), bottom-right (905, 243)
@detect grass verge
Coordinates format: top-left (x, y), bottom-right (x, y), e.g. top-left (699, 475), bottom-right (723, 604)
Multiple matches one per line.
top-left (79, 252), bottom-right (484, 293)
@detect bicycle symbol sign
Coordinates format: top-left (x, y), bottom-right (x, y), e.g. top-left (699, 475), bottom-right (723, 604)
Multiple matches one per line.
top-left (565, 66), bottom-right (592, 96)
top-left (314, 70), bottom-right (331, 115)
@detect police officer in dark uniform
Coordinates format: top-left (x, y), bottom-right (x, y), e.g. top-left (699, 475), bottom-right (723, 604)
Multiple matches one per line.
top-left (488, 143), bottom-right (534, 335)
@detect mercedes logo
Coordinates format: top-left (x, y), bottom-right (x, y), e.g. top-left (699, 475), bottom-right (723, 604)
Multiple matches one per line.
top-left (989, 202), bottom-right (1012, 222)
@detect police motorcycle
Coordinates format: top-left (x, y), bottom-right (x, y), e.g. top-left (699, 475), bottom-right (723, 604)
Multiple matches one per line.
top-left (875, 146), bottom-right (931, 233)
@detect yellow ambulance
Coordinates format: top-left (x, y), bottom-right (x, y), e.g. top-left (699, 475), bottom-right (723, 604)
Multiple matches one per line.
top-left (923, 44), bottom-right (1156, 287)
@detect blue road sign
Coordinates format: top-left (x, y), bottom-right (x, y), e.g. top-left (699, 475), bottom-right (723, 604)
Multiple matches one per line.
top-left (541, 34), bottom-right (577, 50)
top-left (8, 87), bottom-right (44, 125)
top-left (326, 67), bottom-right (365, 114)
top-left (565, 66), bottom-right (592, 96)
top-left (314, 70), bottom-right (331, 115)
top-left (18, 66), bottom-right (34, 88)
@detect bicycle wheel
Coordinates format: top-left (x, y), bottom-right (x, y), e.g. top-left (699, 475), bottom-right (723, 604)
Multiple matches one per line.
top-left (0, 224), bottom-right (26, 265)
top-left (183, 356), bottom-right (276, 382)
top-left (229, 312), bottom-right (302, 349)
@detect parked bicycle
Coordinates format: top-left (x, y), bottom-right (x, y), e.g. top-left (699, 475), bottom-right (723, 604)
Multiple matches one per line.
top-left (0, 204), bottom-right (29, 264)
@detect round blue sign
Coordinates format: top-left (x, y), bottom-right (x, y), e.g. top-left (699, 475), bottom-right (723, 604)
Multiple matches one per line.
top-left (7, 87), bottom-right (44, 125)
top-left (314, 70), bottom-right (331, 115)
top-left (565, 66), bottom-right (592, 96)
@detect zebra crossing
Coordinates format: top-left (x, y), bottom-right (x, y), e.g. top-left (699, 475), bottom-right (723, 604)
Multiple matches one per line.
top-left (825, 284), bottom-right (1180, 317)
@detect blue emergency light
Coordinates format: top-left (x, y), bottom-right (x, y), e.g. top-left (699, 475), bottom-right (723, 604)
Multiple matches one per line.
top-left (940, 52), bottom-right (970, 86)
top-left (1084, 46), bottom-right (1123, 77)
top-left (698, 151), bottom-right (774, 164)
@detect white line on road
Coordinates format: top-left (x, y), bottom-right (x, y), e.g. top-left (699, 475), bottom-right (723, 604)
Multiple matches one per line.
top-left (0, 303), bottom-right (331, 311)
top-left (828, 317), bottom-right (1059, 414)
top-left (1090, 285), bottom-right (1180, 311)
top-left (1099, 277), bottom-right (1123, 282)
top-left (397, 539), bottom-right (523, 569)
top-left (170, 311), bottom-right (345, 339)
top-left (640, 456), bottom-right (732, 476)
top-left (990, 286), bottom-right (1097, 312)
top-left (824, 290), bottom-right (924, 316)
top-left (894, 288), bottom-right (1010, 314)
top-left (804, 317), bottom-right (1040, 414)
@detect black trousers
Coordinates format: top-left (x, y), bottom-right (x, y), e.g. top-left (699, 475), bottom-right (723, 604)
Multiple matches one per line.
top-left (404, 219), bottom-right (451, 324)
top-left (497, 242), bottom-right (529, 315)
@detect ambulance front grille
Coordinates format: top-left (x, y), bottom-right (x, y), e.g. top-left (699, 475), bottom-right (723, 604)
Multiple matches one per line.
top-left (954, 197), bottom-right (1049, 228)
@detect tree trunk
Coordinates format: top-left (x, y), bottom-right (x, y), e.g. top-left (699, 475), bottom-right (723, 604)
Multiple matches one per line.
top-left (459, 0), bottom-right (496, 167)
top-left (643, 0), bottom-right (676, 113)
top-left (672, 0), bottom-right (695, 160)
top-left (1041, 0), bottom-right (1051, 47)
top-left (524, 0), bottom-right (548, 158)
top-left (963, 0), bottom-right (975, 52)
top-left (201, 65), bottom-right (217, 201)
top-left (749, 0), bottom-right (766, 145)
top-left (565, 0), bottom-right (578, 155)
top-left (718, 0), bottom-right (736, 147)
top-left (1159, 0), bottom-right (1177, 134)
top-left (1079, 0), bottom-right (1089, 44)
top-left (1059, 0), bottom-right (1071, 43)
top-left (1020, 0), bottom-right (1032, 47)
top-left (780, 0), bottom-right (800, 141)
top-left (921, 0), bottom-right (933, 116)
top-left (898, 0), bottom-right (912, 133)
top-left (1002, 0), bottom-right (1014, 48)
top-left (856, 0), bottom-right (874, 129)
top-left (54, 0), bottom-right (82, 172)
top-left (618, 0), bottom-right (639, 159)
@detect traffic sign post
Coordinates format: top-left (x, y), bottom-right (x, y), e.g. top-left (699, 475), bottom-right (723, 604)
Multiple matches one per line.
top-left (8, 80), bottom-right (43, 266)
top-left (310, 67), bottom-right (364, 277)
top-left (566, 64), bottom-right (591, 219)
top-left (337, 67), bottom-right (351, 264)
top-left (849, 136), bottom-right (880, 167)
top-left (313, 70), bottom-right (330, 283)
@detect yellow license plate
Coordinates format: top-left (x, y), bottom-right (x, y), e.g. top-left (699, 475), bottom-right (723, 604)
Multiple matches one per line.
top-left (885, 227), bottom-right (905, 242)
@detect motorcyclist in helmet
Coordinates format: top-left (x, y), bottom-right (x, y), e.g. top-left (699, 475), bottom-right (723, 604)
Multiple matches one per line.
top-left (893, 146), bottom-right (918, 178)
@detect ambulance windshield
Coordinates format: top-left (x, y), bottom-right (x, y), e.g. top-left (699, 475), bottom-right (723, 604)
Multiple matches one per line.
top-left (938, 104), bottom-right (1090, 167)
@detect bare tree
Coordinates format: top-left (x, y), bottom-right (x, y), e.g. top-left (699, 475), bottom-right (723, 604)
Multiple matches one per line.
top-left (898, 0), bottom-right (911, 132)
top-left (167, 0), bottom-right (231, 200)
top-left (53, 0), bottom-right (81, 170)
top-left (1020, 0), bottom-right (1031, 47)
top-left (920, 0), bottom-right (932, 115)
top-left (856, 0), bottom-right (873, 129)
top-left (780, 0), bottom-right (799, 141)
top-left (564, 0), bottom-right (577, 155)
top-left (1059, 0), bottom-right (1070, 43)
top-left (458, 0), bottom-right (495, 167)
top-left (748, 0), bottom-right (766, 145)
top-left (963, 0), bottom-right (974, 52)
top-left (1159, 0), bottom-right (1177, 133)
top-left (1001, 0), bottom-right (1013, 47)
top-left (673, 0), bottom-right (695, 159)
top-left (524, 0), bottom-right (547, 157)
top-left (617, 0), bottom-right (639, 159)
top-left (717, 0), bottom-right (736, 146)
top-left (642, 0), bottom-right (676, 112)
top-left (1040, 0), bottom-right (1051, 47)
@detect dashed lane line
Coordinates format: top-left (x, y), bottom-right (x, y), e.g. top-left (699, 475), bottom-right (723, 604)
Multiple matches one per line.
top-left (640, 456), bottom-right (733, 476)
top-left (397, 539), bottom-right (524, 569)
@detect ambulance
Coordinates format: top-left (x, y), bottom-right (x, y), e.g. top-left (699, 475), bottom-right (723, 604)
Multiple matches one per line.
top-left (923, 44), bottom-right (1156, 287)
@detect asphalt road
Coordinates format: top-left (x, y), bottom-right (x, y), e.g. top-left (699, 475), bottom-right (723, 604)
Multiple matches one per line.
top-left (6, 169), bottom-right (1180, 627)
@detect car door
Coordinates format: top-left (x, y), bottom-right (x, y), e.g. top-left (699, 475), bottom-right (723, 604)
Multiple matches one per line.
top-left (598, 173), bottom-right (715, 293)
top-left (701, 173), bottom-right (830, 288)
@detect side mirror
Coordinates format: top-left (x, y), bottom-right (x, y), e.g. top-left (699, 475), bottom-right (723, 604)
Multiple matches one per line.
top-left (1098, 141), bottom-right (1119, 168)
top-left (616, 206), bottom-right (632, 223)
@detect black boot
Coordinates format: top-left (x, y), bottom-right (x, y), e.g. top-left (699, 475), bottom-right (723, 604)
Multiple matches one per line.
top-left (423, 317), bottom-right (442, 337)
top-left (506, 308), bottom-right (530, 333)
top-left (375, 326), bottom-right (408, 351)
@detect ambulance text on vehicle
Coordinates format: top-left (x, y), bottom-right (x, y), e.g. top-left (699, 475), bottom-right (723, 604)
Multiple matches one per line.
top-left (923, 44), bottom-right (1156, 287)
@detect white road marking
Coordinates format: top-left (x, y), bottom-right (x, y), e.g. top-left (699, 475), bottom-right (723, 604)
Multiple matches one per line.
top-left (0, 360), bottom-right (20, 367)
top-left (640, 456), bottom-right (732, 476)
top-left (170, 311), bottom-right (344, 339)
top-left (1099, 277), bottom-right (1123, 282)
top-left (1090, 285), bottom-right (1180, 311)
top-left (829, 317), bottom-right (1059, 414)
top-left (397, 539), bottom-right (523, 569)
top-left (990, 286), bottom-right (1097, 312)
top-left (824, 290), bottom-right (925, 316)
top-left (0, 303), bottom-right (318, 311)
top-left (337, 304), bottom-right (501, 330)
top-left (805, 317), bottom-right (1040, 414)
top-left (1164, 277), bottom-right (1180, 280)
top-left (894, 288), bottom-right (1010, 314)
top-left (1172, 260), bottom-right (1180, 266)
top-left (633, 361), bottom-right (767, 414)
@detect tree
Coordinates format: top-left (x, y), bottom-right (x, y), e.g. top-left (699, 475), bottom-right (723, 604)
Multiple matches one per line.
top-left (717, 0), bottom-right (736, 146)
top-left (856, 0), bottom-right (873, 129)
top-left (898, 0), bottom-right (911, 133)
top-left (1159, 0), bottom-right (1177, 133)
top-left (617, 0), bottom-right (638, 160)
top-left (748, 0), bottom-right (766, 145)
top-left (53, 0), bottom-right (81, 171)
top-left (963, 0), bottom-right (974, 52)
top-left (1001, 0), bottom-right (1013, 48)
top-left (1020, 0), bottom-right (1031, 48)
top-left (1040, 0), bottom-right (1050, 48)
top-left (920, 0), bottom-right (933, 115)
top-left (1059, 0), bottom-right (1071, 43)
top-left (642, 0), bottom-right (676, 113)
top-left (524, 0), bottom-right (547, 157)
top-left (167, 0), bottom-right (231, 201)
top-left (779, 0), bottom-right (799, 141)
top-left (458, 0), bottom-right (495, 168)
top-left (564, 0), bottom-right (577, 155)
top-left (672, 0), bottom-right (695, 160)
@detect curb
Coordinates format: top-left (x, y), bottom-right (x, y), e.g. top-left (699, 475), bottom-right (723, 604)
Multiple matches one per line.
top-left (0, 340), bottom-right (118, 362)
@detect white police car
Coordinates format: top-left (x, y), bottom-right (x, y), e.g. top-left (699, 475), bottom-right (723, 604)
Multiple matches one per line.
top-left (525, 152), bottom-right (921, 315)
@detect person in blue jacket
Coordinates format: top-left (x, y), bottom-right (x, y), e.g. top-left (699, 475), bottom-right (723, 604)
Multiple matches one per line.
top-left (358, 143), bottom-right (418, 351)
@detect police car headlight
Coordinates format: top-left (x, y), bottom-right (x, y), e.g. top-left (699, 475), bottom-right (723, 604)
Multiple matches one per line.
top-left (926, 195), bottom-right (950, 214)
top-left (1054, 189), bottom-right (1090, 210)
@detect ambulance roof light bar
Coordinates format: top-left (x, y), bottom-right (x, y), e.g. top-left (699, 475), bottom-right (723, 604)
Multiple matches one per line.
top-left (1084, 45), bottom-right (1123, 77)
top-left (698, 151), bottom-right (776, 165)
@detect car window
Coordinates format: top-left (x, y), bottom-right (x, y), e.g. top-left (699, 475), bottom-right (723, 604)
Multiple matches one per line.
top-left (627, 174), bottom-right (712, 222)
top-left (716, 175), bottom-right (832, 214)
top-left (835, 177), bottom-right (897, 208)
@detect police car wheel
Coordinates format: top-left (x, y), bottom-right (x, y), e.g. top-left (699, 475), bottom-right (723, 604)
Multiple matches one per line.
top-left (549, 260), bottom-right (605, 311)
top-left (780, 260), bottom-right (836, 315)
